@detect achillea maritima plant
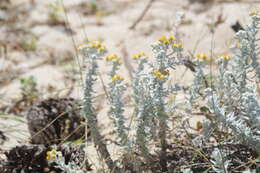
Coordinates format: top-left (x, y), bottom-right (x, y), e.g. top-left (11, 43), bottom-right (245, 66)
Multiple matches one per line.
top-left (205, 10), bottom-right (259, 153)
top-left (78, 41), bottom-right (120, 172)
top-left (77, 11), bottom-right (260, 172)
top-left (186, 10), bottom-right (260, 172)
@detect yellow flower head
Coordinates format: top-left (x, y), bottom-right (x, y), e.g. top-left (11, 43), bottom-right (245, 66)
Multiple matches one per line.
top-left (112, 74), bottom-right (124, 82)
top-left (78, 40), bottom-right (106, 52)
top-left (158, 35), bottom-right (177, 45)
top-left (163, 39), bottom-right (170, 44)
top-left (220, 54), bottom-right (231, 60)
top-left (152, 69), bottom-right (170, 79)
top-left (195, 53), bottom-right (212, 62)
top-left (249, 9), bottom-right (260, 15)
top-left (168, 35), bottom-right (176, 41)
top-left (172, 43), bottom-right (183, 48)
top-left (46, 149), bottom-right (57, 161)
top-left (90, 41), bottom-right (102, 48)
top-left (98, 45), bottom-right (106, 52)
top-left (158, 35), bottom-right (167, 42)
top-left (132, 52), bottom-right (146, 59)
top-left (106, 54), bottom-right (120, 62)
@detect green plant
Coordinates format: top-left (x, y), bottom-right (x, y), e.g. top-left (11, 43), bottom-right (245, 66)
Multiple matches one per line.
top-left (20, 36), bottom-right (37, 51)
top-left (20, 76), bottom-right (39, 103)
top-left (47, 2), bottom-right (63, 24)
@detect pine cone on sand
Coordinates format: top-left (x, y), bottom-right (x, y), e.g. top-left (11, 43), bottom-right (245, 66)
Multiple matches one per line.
top-left (26, 98), bottom-right (86, 145)
top-left (2, 144), bottom-right (92, 173)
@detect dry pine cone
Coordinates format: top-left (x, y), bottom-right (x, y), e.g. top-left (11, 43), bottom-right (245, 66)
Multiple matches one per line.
top-left (26, 98), bottom-right (86, 145)
top-left (2, 144), bottom-right (92, 173)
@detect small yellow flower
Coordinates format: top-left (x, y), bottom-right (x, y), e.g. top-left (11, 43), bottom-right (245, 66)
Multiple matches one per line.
top-left (168, 35), bottom-right (176, 41)
top-left (162, 39), bottom-right (170, 44)
top-left (78, 40), bottom-right (106, 52)
top-left (220, 54), bottom-right (231, 60)
top-left (106, 54), bottom-right (120, 61)
top-left (46, 149), bottom-right (57, 161)
top-left (46, 155), bottom-right (56, 160)
top-left (132, 52), bottom-right (146, 59)
top-left (158, 35), bottom-right (167, 42)
top-left (112, 74), bottom-right (124, 81)
top-left (47, 149), bottom-right (57, 154)
top-left (158, 35), bottom-right (176, 45)
top-left (195, 53), bottom-right (212, 62)
top-left (249, 9), bottom-right (260, 15)
top-left (96, 41), bottom-right (102, 47)
top-left (152, 69), bottom-right (169, 79)
top-left (98, 45), bottom-right (106, 52)
top-left (89, 42), bottom-right (96, 48)
top-left (172, 43), bottom-right (183, 48)
top-left (90, 41), bottom-right (102, 48)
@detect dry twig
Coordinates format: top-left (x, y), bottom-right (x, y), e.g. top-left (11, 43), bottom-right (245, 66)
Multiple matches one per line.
top-left (129, 0), bottom-right (155, 30)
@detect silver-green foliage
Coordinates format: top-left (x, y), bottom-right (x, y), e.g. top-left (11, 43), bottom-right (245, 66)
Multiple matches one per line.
top-left (106, 56), bottom-right (129, 148)
top-left (132, 38), bottom-right (182, 162)
top-left (190, 12), bottom-right (260, 153)
top-left (210, 148), bottom-right (230, 173)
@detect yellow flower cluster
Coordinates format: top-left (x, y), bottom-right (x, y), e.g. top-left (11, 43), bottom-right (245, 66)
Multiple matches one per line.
top-left (158, 35), bottom-right (176, 45)
top-left (105, 54), bottom-right (122, 64)
top-left (195, 53), bottom-right (212, 62)
top-left (46, 149), bottom-right (59, 160)
top-left (112, 74), bottom-right (124, 82)
top-left (152, 69), bottom-right (170, 79)
top-left (172, 43), bottom-right (183, 48)
top-left (220, 54), bottom-right (231, 60)
top-left (249, 9), bottom-right (260, 15)
top-left (132, 52), bottom-right (146, 59)
top-left (89, 41), bottom-right (106, 51)
top-left (77, 41), bottom-right (106, 52)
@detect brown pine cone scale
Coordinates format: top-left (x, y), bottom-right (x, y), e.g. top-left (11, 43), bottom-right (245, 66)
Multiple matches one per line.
top-left (26, 98), bottom-right (86, 145)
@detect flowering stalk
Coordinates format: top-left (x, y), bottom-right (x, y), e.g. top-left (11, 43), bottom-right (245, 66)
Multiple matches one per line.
top-left (106, 54), bottom-right (129, 148)
top-left (78, 41), bottom-right (119, 172)
top-left (188, 11), bottom-right (260, 154)
top-left (148, 35), bottom-right (183, 170)
top-left (132, 52), bottom-right (155, 163)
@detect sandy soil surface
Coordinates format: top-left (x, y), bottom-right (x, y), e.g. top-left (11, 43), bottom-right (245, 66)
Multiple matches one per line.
top-left (0, 0), bottom-right (259, 170)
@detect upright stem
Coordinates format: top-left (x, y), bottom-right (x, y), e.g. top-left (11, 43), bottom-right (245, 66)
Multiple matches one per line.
top-left (157, 82), bottom-right (168, 171)
top-left (83, 59), bottom-right (119, 172)
top-left (158, 112), bottom-right (167, 172)
top-left (87, 113), bottom-right (118, 171)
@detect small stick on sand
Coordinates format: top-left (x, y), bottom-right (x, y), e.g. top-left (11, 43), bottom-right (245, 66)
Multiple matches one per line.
top-left (129, 0), bottom-right (155, 30)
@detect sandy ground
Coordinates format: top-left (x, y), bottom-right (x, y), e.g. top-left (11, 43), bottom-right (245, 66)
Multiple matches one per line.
top-left (0, 0), bottom-right (259, 170)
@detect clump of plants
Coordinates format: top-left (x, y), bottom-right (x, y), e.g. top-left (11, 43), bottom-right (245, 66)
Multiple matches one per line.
top-left (20, 76), bottom-right (39, 103)
top-left (2, 10), bottom-right (260, 173)
top-left (74, 11), bottom-right (260, 172)
top-left (5, 76), bottom-right (39, 114)
top-left (47, 2), bottom-right (65, 25)
top-left (19, 35), bottom-right (38, 52)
